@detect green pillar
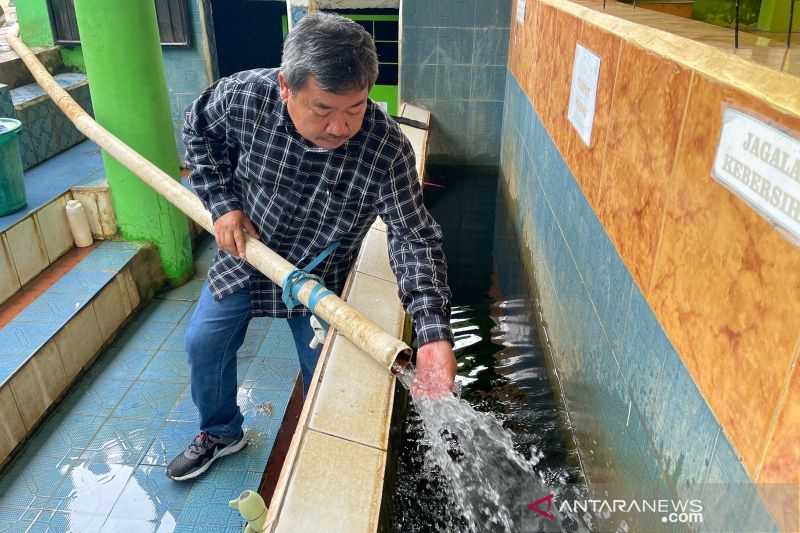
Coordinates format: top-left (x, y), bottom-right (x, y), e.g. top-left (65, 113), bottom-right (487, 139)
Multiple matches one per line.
top-left (15, 0), bottom-right (55, 47)
top-left (758, 0), bottom-right (800, 32)
top-left (72, 0), bottom-right (192, 282)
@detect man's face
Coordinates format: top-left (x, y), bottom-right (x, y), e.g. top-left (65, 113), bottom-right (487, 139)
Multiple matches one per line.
top-left (279, 73), bottom-right (369, 150)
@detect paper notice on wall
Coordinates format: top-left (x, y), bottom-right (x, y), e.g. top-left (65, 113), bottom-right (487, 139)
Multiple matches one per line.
top-left (376, 102), bottom-right (388, 112)
top-left (567, 44), bottom-right (601, 147)
top-left (713, 109), bottom-right (800, 245)
top-left (516, 0), bottom-right (526, 23)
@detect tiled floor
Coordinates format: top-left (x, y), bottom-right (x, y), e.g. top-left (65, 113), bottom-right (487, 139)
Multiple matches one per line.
top-left (0, 140), bottom-right (104, 233)
top-left (0, 239), bottom-right (300, 532)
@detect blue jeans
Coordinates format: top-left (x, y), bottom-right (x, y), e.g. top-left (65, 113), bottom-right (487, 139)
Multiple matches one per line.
top-left (185, 282), bottom-right (322, 438)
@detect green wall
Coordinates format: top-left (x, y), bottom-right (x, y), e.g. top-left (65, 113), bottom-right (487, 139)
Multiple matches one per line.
top-left (15, 0), bottom-right (55, 47)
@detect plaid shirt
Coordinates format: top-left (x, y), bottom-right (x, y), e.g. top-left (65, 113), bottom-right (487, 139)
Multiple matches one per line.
top-left (184, 68), bottom-right (453, 345)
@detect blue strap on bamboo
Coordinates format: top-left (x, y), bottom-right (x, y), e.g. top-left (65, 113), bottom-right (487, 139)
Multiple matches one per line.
top-left (281, 241), bottom-right (340, 316)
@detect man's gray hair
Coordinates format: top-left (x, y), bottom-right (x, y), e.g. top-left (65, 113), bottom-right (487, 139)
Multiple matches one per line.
top-left (281, 12), bottom-right (379, 94)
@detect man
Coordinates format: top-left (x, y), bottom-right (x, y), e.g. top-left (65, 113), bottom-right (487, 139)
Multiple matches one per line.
top-left (167, 12), bottom-right (456, 481)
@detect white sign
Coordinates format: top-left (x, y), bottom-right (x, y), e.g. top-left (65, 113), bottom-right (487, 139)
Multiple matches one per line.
top-left (713, 109), bottom-right (800, 244)
top-left (376, 101), bottom-right (388, 112)
top-left (567, 43), bottom-right (601, 147)
top-left (516, 0), bottom-right (526, 23)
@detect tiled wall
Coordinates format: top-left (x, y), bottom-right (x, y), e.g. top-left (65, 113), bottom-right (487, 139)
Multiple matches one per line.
top-left (400, 0), bottom-right (510, 164)
top-left (163, 0), bottom-right (216, 153)
top-left (501, 0), bottom-right (800, 528)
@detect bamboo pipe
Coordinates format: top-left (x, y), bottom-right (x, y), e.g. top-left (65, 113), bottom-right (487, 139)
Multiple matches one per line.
top-left (6, 26), bottom-right (412, 372)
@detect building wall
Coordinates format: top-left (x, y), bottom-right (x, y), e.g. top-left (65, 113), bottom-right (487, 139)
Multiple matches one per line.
top-left (15, 0), bottom-right (216, 154)
top-left (502, 0), bottom-right (800, 529)
top-left (400, 0), bottom-right (510, 165)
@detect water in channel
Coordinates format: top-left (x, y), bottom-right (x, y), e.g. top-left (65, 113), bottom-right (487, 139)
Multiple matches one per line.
top-left (389, 166), bottom-right (588, 532)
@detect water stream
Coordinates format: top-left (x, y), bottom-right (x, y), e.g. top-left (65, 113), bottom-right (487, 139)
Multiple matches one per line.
top-left (388, 166), bottom-right (590, 532)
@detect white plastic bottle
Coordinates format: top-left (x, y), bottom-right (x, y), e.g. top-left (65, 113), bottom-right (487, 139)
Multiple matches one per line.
top-left (65, 199), bottom-right (93, 247)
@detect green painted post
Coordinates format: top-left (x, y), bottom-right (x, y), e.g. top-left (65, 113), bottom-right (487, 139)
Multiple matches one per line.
top-left (15, 0), bottom-right (55, 47)
top-left (72, 0), bottom-right (192, 282)
top-left (758, 0), bottom-right (800, 32)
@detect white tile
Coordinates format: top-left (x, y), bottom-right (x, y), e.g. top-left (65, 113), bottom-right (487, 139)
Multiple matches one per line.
top-left (92, 275), bottom-right (132, 341)
top-left (95, 189), bottom-right (118, 237)
top-left (9, 341), bottom-right (68, 430)
top-left (308, 334), bottom-right (395, 450)
top-left (354, 229), bottom-right (394, 283)
top-left (70, 191), bottom-right (102, 238)
top-left (275, 430), bottom-right (386, 533)
top-left (0, 385), bottom-right (26, 465)
top-left (399, 123), bottom-right (426, 153)
top-left (35, 195), bottom-right (74, 262)
top-left (343, 272), bottom-right (405, 335)
top-left (5, 216), bottom-right (48, 286)
top-left (0, 234), bottom-right (21, 305)
top-left (400, 102), bottom-right (431, 126)
top-left (121, 268), bottom-right (140, 310)
top-left (55, 304), bottom-right (103, 382)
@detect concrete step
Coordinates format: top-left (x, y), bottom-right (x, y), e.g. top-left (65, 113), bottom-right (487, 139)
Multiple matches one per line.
top-left (0, 240), bottom-right (164, 467)
top-left (5, 72), bottom-right (93, 170)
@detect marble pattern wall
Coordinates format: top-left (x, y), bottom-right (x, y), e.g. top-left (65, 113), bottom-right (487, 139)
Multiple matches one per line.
top-left (502, 0), bottom-right (800, 527)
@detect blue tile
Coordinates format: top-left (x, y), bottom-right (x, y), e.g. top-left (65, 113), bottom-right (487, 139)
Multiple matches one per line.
top-left (112, 381), bottom-right (184, 420)
top-left (173, 524), bottom-right (242, 533)
top-left (0, 508), bottom-right (40, 532)
top-left (215, 427), bottom-right (277, 474)
top-left (618, 288), bottom-right (668, 424)
top-left (47, 269), bottom-right (114, 297)
top-left (437, 0), bottom-right (476, 27)
top-left (166, 386), bottom-right (199, 423)
top-left (401, 27), bottom-right (439, 65)
top-left (139, 351), bottom-right (190, 384)
top-left (16, 291), bottom-right (90, 324)
top-left (47, 461), bottom-right (134, 516)
top-left (141, 422), bottom-right (198, 467)
top-left (114, 321), bottom-right (177, 351)
top-left (157, 279), bottom-right (204, 302)
top-left (400, 64), bottom-right (437, 101)
top-left (482, 0), bottom-right (512, 28)
top-left (241, 357), bottom-right (299, 391)
top-left (470, 65), bottom-right (506, 101)
top-left (71, 243), bottom-right (139, 273)
top-left (57, 378), bottom-right (133, 418)
top-left (404, 2), bottom-right (436, 28)
top-left (437, 28), bottom-right (474, 65)
top-left (100, 516), bottom-right (164, 533)
top-left (652, 347), bottom-right (718, 497)
top-left (21, 414), bottom-right (105, 462)
top-left (26, 510), bottom-right (107, 533)
top-left (468, 101), bottom-right (504, 137)
top-left (0, 321), bottom-right (51, 358)
top-left (82, 419), bottom-right (162, 466)
top-left (237, 356), bottom-right (255, 386)
top-left (473, 28), bottom-right (509, 66)
top-left (247, 316), bottom-right (273, 332)
top-left (177, 472), bottom-right (259, 527)
top-left (465, 134), bottom-right (500, 165)
top-left (160, 323), bottom-right (189, 353)
top-left (435, 64), bottom-right (472, 101)
top-left (86, 347), bottom-right (155, 381)
top-left (702, 435), bottom-right (781, 532)
top-left (237, 388), bottom-right (290, 427)
top-left (138, 300), bottom-right (193, 325)
top-left (0, 455), bottom-right (71, 510)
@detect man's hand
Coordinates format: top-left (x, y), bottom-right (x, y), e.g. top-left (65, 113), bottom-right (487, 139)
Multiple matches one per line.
top-left (214, 210), bottom-right (260, 259)
top-left (412, 339), bottom-right (456, 398)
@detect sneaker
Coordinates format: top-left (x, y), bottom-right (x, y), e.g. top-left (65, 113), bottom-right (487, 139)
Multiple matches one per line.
top-left (166, 431), bottom-right (247, 480)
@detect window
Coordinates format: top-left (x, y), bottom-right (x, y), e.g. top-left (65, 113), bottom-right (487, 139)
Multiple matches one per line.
top-left (48, 0), bottom-right (192, 47)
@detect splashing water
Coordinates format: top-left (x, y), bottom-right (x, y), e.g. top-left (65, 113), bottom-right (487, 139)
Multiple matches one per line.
top-left (393, 362), bottom-right (591, 533)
